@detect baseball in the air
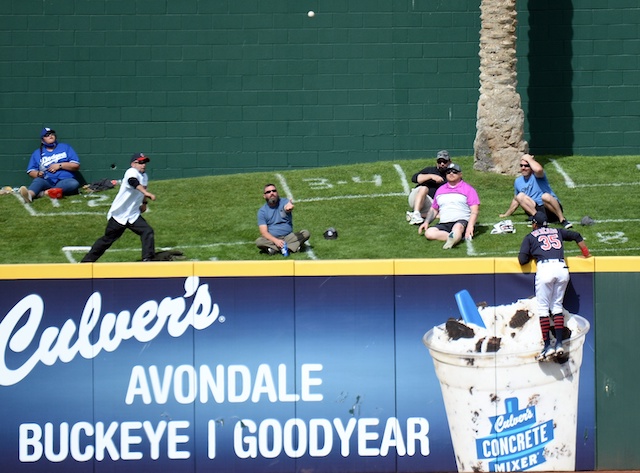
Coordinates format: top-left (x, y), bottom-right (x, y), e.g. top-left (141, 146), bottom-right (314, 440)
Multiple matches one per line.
top-left (307, 11), bottom-right (315, 18)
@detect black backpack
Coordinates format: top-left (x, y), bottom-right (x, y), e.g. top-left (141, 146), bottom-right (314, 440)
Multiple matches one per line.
top-left (86, 178), bottom-right (116, 192)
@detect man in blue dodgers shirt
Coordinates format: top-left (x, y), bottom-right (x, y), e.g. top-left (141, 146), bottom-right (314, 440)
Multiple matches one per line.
top-left (20, 127), bottom-right (81, 203)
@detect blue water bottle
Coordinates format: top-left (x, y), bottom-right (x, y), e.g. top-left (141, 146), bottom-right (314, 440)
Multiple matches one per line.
top-left (281, 241), bottom-right (289, 257)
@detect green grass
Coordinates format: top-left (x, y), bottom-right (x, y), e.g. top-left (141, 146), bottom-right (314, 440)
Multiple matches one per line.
top-left (1, 155), bottom-right (638, 264)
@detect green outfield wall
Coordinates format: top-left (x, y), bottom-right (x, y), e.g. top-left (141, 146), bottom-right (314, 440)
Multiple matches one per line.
top-left (1, 1), bottom-right (639, 187)
top-left (592, 258), bottom-right (640, 469)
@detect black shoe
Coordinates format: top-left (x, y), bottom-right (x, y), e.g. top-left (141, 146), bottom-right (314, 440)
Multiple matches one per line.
top-left (561, 220), bottom-right (573, 229)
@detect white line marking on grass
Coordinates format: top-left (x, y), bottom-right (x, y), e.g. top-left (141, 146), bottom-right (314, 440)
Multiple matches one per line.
top-left (470, 246), bottom-right (640, 257)
top-left (479, 217), bottom-right (640, 229)
top-left (393, 164), bottom-right (412, 195)
top-left (62, 246), bottom-right (91, 263)
top-left (35, 211), bottom-right (103, 216)
top-left (14, 193), bottom-right (37, 215)
top-left (574, 181), bottom-right (640, 188)
top-left (14, 193), bottom-right (102, 215)
top-left (471, 249), bottom-right (519, 257)
top-left (304, 241), bottom-right (317, 260)
top-left (64, 240), bottom-right (318, 262)
top-left (590, 218), bottom-right (640, 224)
top-left (50, 197), bottom-right (61, 207)
top-left (465, 238), bottom-right (476, 256)
top-left (296, 192), bottom-right (406, 203)
top-left (588, 246), bottom-right (640, 254)
top-left (550, 159), bottom-right (576, 189)
top-left (276, 173), bottom-right (293, 199)
top-left (63, 242), bottom-right (254, 263)
top-left (352, 175), bottom-right (382, 186)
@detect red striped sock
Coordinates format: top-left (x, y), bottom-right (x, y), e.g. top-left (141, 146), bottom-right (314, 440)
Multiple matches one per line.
top-left (553, 314), bottom-right (565, 342)
top-left (539, 316), bottom-right (551, 342)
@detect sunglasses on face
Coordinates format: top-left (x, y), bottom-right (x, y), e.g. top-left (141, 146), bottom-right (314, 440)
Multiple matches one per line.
top-left (437, 159), bottom-right (449, 164)
top-left (520, 163), bottom-right (531, 168)
top-left (43, 132), bottom-right (55, 137)
top-left (264, 189), bottom-right (277, 194)
top-left (446, 169), bottom-right (460, 175)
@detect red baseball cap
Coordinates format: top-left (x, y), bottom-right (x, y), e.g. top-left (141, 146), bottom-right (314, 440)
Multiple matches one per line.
top-left (131, 153), bottom-right (150, 164)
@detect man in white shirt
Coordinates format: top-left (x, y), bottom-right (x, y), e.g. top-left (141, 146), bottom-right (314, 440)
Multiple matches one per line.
top-left (81, 153), bottom-right (157, 262)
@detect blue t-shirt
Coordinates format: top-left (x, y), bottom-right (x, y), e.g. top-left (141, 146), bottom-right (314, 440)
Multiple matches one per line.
top-left (257, 198), bottom-right (293, 238)
top-left (27, 142), bottom-right (80, 185)
top-left (514, 172), bottom-right (559, 206)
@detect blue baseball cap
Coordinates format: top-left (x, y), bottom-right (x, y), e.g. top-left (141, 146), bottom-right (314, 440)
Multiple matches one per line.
top-left (40, 127), bottom-right (56, 138)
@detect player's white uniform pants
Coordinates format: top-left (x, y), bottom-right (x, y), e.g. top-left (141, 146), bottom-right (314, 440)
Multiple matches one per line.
top-left (535, 260), bottom-right (570, 317)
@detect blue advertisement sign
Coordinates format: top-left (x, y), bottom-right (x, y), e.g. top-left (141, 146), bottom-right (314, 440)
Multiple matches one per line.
top-left (0, 267), bottom-right (595, 472)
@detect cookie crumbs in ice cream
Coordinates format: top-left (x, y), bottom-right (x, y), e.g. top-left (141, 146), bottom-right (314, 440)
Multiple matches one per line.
top-left (509, 309), bottom-right (531, 329)
top-left (475, 336), bottom-right (500, 353)
top-left (445, 318), bottom-right (475, 340)
top-left (430, 298), bottom-right (578, 355)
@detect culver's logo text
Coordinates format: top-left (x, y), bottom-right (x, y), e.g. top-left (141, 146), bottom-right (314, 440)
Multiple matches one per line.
top-left (0, 276), bottom-right (220, 386)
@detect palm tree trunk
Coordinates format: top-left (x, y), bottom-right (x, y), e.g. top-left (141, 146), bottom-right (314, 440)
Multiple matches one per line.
top-left (474, 0), bottom-right (528, 175)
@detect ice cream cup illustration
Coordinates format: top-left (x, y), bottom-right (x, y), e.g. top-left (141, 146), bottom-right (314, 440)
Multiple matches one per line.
top-left (423, 299), bottom-right (590, 472)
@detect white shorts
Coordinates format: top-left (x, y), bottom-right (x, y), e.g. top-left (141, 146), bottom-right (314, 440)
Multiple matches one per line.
top-left (408, 187), bottom-right (433, 215)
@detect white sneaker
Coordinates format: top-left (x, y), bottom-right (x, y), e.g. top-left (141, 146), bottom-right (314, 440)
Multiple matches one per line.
top-left (442, 231), bottom-right (456, 249)
top-left (536, 346), bottom-right (556, 362)
top-left (409, 211), bottom-right (424, 225)
top-left (19, 186), bottom-right (32, 203)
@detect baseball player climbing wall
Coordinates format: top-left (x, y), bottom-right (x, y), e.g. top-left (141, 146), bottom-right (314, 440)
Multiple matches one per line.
top-left (518, 212), bottom-right (591, 362)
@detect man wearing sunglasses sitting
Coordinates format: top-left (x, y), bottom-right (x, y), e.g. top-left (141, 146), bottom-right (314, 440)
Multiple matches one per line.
top-left (499, 153), bottom-right (572, 229)
top-left (256, 184), bottom-right (310, 256)
top-left (406, 149), bottom-right (451, 225)
top-left (20, 127), bottom-right (81, 203)
top-left (418, 163), bottom-right (480, 250)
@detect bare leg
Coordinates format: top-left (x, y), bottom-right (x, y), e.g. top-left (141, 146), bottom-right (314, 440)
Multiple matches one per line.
top-left (413, 186), bottom-right (429, 213)
top-left (425, 223), bottom-right (464, 249)
top-left (424, 227), bottom-right (450, 242)
top-left (515, 193), bottom-right (537, 216)
top-left (541, 193), bottom-right (565, 221)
